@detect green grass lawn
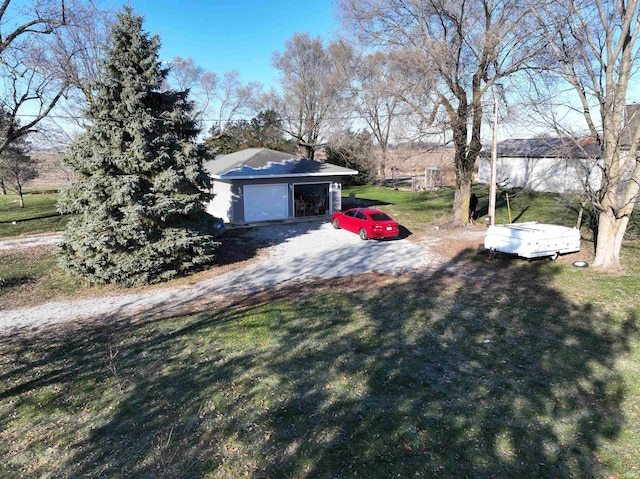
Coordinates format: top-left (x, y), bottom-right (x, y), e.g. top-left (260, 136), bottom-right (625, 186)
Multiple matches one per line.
top-left (344, 185), bottom-right (454, 231)
top-left (0, 185), bottom-right (603, 239)
top-left (1, 185), bottom-right (639, 477)
top-left (344, 184), bottom-right (585, 230)
top-left (0, 191), bottom-right (70, 237)
top-left (1, 259), bottom-right (638, 478)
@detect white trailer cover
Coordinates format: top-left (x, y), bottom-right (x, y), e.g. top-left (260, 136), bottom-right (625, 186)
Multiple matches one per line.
top-left (484, 222), bottom-right (580, 260)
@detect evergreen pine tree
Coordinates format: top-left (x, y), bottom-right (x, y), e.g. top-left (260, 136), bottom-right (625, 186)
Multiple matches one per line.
top-left (58, 8), bottom-right (220, 286)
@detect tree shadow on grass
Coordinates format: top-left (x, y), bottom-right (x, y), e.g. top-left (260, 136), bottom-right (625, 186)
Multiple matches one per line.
top-left (251, 259), bottom-right (638, 478)
top-left (0, 276), bottom-right (33, 290)
top-left (0, 250), bottom-right (637, 478)
top-left (342, 197), bottom-right (392, 209)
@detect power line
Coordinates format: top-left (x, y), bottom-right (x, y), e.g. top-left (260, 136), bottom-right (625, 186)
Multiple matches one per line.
top-left (9, 108), bottom-right (447, 128)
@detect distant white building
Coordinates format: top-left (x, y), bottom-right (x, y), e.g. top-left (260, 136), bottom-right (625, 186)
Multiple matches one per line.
top-left (478, 137), bottom-right (602, 194)
top-left (478, 104), bottom-right (640, 196)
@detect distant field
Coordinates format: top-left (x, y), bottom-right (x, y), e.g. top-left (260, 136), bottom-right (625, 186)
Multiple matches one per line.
top-left (27, 150), bottom-right (72, 189)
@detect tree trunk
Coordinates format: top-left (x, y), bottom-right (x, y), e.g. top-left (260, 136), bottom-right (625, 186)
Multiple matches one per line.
top-left (450, 136), bottom-right (476, 224)
top-left (299, 142), bottom-right (314, 160)
top-left (0, 178), bottom-right (6, 195)
top-left (378, 148), bottom-right (387, 185)
top-left (592, 145), bottom-right (640, 270)
top-left (452, 178), bottom-right (472, 224)
top-left (592, 209), bottom-right (628, 270)
top-left (576, 206), bottom-right (583, 230)
top-left (449, 89), bottom-right (482, 225)
top-left (378, 161), bottom-right (386, 185)
top-left (18, 192), bottom-right (25, 208)
top-left (450, 117), bottom-right (471, 223)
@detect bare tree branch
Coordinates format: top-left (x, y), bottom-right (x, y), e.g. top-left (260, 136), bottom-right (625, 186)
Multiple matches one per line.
top-left (531, 0), bottom-right (640, 268)
top-left (340, 0), bottom-right (546, 221)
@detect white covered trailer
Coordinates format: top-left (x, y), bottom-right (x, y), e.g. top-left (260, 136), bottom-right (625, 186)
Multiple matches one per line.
top-left (484, 222), bottom-right (580, 260)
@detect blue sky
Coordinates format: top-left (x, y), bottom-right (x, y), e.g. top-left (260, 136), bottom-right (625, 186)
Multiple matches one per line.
top-left (127, 0), bottom-right (340, 89)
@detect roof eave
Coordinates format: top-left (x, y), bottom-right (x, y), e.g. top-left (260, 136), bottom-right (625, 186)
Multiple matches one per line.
top-left (212, 171), bottom-right (359, 180)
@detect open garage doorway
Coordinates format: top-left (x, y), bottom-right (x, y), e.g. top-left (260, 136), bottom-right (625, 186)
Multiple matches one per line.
top-left (294, 183), bottom-right (330, 218)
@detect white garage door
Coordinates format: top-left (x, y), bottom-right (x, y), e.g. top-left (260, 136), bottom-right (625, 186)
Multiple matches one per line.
top-left (244, 184), bottom-right (289, 222)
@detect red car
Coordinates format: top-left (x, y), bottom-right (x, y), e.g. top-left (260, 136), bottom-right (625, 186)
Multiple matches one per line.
top-left (330, 208), bottom-right (400, 240)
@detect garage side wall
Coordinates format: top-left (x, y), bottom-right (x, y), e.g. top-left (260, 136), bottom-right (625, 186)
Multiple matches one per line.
top-left (207, 180), bottom-right (234, 223)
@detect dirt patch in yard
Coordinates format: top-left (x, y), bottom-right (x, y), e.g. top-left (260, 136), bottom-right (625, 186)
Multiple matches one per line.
top-left (418, 219), bottom-right (595, 266)
top-left (417, 221), bottom-right (487, 259)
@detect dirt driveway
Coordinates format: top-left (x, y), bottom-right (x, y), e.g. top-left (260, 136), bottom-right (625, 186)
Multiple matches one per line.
top-left (0, 220), bottom-right (486, 332)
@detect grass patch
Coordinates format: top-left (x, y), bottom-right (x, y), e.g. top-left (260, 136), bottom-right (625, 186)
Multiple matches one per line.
top-left (344, 185), bottom-right (584, 235)
top-left (0, 248), bottom-right (119, 309)
top-left (0, 192), bottom-right (70, 237)
top-left (1, 258), bottom-right (638, 477)
top-left (344, 185), bottom-right (453, 231)
top-left (491, 189), bottom-right (582, 226)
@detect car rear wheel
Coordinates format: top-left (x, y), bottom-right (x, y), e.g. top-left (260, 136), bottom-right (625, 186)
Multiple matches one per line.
top-left (332, 218), bottom-right (340, 229)
top-left (359, 228), bottom-right (368, 241)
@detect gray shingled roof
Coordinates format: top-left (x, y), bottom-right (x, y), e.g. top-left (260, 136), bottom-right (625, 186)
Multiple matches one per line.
top-left (481, 138), bottom-right (601, 159)
top-left (204, 148), bottom-right (358, 179)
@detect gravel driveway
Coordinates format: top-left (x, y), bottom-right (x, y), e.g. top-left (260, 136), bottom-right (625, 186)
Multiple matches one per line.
top-left (0, 221), bottom-right (446, 332)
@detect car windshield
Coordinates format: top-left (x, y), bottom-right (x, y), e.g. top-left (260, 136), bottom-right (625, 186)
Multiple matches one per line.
top-left (369, 213), bottom-right (392, 221)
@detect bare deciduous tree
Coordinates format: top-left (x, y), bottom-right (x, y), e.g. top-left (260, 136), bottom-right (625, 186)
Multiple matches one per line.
top-left (327, 129), bottom-right (377, 185)
top-left (0, 108), bottom-right (37, 204)
top-left (1, 0), bottom-right (115, 143)
top-left (214, 70), bottom-right (261, 128)
top-left (0, 0), bottom-right (67, 50)
top-left (0, 0), bottom-right (69, 152)
top-left (167, 62), bottom-right (262, 135)
top-left (47, 0), bottom-right (115, 121)
top-left (0, 143), bottom-right (38, 207)
top-left (532, 0), bottom-right (640, 270)
top-left (165, 57), bottom-right (217, 130)
top-left (272, 33), bottom-right (355, 159)
top-left (352, 51), bottom-right (408, 183)
top-left (340, 0), bottom-right (544, 222)
top-left (165, 56), bottom-right (204, 91)
top-left (161, 56), bottom-right (268, 149)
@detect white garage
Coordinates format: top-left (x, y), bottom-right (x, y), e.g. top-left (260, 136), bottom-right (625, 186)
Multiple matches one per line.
top-left (243, 184), bottom-right (289, 222)
top-left (203, 148), bottom-right (358, 225)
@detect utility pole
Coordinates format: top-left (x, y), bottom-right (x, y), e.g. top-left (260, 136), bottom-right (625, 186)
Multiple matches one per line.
top-left (488, 86), bottom-right (501, 226)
